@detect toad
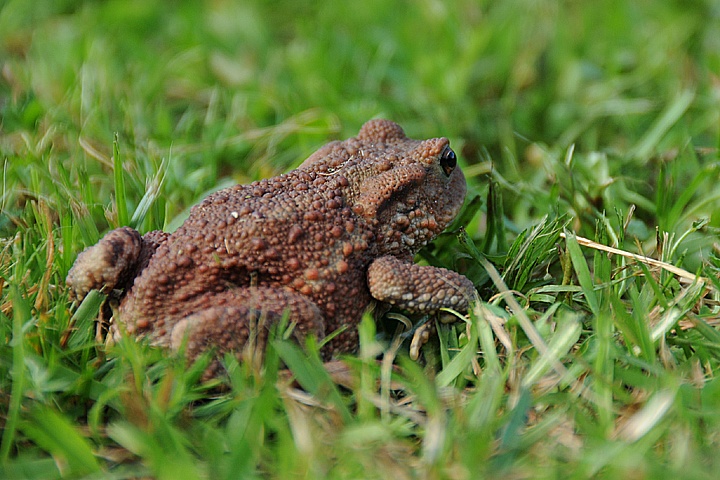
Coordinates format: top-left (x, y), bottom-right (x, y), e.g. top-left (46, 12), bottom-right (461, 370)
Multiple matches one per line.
top-left (67, 119), bottom-right (475, 374)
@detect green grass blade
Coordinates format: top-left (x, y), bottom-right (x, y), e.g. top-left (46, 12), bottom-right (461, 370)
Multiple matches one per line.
top-left (66, 290), bottom-right (104, 350)
top-left (475, 304), bottom-right (503, 376)
top-left (130, 156), bottom-right (168, 228)
top-left (19, 405), bottom-right (102, 475)
top-left (610, 291), bottom-right (656, 364)
top-left (435, 316), bottom-right (477, 388)
top-left (522, 310), bottom-right (581, 387)
top-left (631, 89), bottom-right (695, 161)
top-left (113, 132), bottom-right (129, 226)
top-left (273, 339), bottom-right (351, 424)
top-left (0, 457), bottom-right (60, 480)
top-left (108, 420), bottom-right (202, 480)
top-left (0, 284), bottom-right (29, 464)
top-left (592, 310), bottom-right (615, 430)
top-left (564, 231), bottom-right (600, 315)
top-left (493, 387), bottom-right (532, 471)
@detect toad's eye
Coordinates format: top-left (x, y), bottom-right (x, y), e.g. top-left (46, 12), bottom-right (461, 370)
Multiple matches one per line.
top-left (440, 147), bottom-right (457, 176)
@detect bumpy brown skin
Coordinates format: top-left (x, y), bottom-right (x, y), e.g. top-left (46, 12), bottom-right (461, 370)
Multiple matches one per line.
top-left (66, 119), bottom-right (475, 375)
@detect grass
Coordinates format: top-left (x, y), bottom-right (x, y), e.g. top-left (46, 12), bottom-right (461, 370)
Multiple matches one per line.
top-left (2, 0), bottom-right (720, 478)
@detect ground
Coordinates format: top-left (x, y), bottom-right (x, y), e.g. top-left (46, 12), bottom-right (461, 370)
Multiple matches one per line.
top-left (1, 0), bottom-right (720, 479)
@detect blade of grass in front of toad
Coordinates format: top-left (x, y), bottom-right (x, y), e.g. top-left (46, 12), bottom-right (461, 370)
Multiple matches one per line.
top-left (107, 419), bottom-right (201, 480)
top-left (434, 310), bottom-right (479, 388)
top-left (273, 337), bottom-right (352, 424)
top-left (18, 404), bottom-right (102, 477)
top-left (65, 289), bottom-right (104, 351)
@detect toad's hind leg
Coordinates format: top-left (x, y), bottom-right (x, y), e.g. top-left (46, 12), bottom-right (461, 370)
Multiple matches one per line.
top-left (66, 226), bottom-right (169, 302)
top-left (166, 287), bottom-right (326, 376)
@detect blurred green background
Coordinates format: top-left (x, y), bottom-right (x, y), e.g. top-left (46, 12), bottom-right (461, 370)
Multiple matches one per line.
top-left (2, 0), bottom-right (718, 246)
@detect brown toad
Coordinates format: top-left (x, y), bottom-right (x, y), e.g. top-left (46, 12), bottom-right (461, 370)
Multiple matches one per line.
top-left (67, 119), bottom-right (475, 373)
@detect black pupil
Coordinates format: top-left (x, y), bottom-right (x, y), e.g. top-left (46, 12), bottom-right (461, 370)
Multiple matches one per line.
top-left (441, 148), bottom-right (456, 175)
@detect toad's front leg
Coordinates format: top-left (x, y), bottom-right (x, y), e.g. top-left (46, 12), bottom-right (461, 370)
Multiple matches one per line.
top-left (366, 256), bottom-right (475, 314)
